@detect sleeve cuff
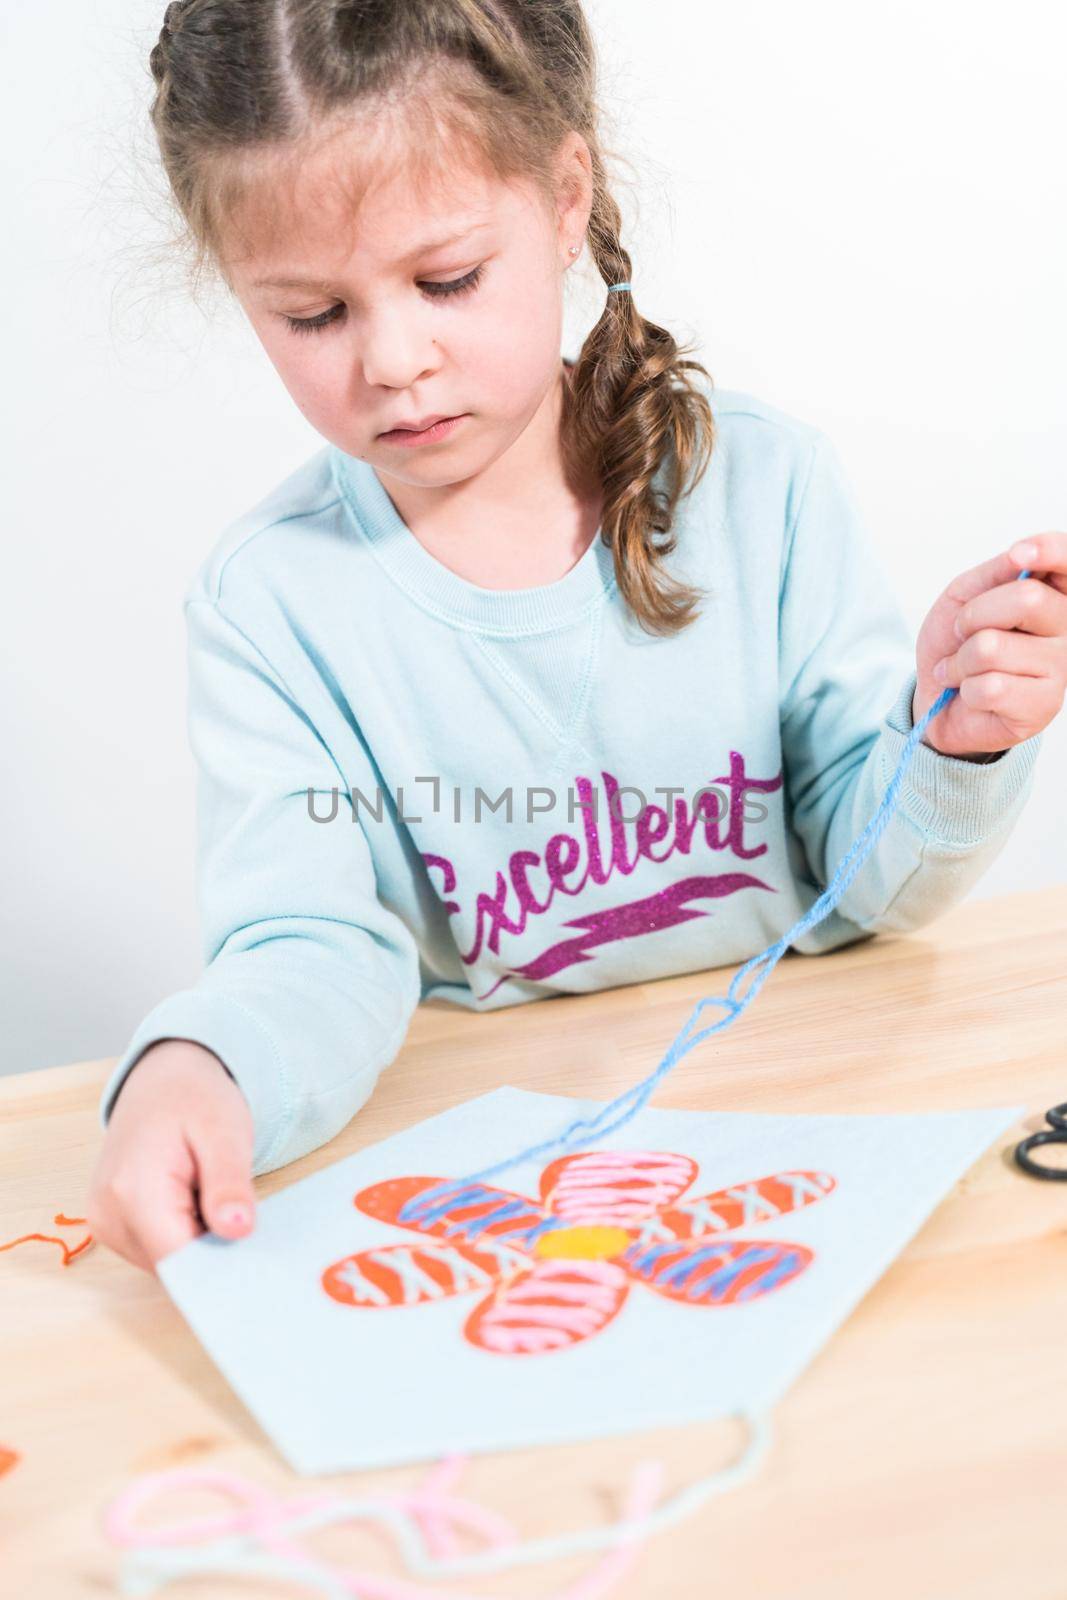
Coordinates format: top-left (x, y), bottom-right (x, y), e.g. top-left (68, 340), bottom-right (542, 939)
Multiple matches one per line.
top-left (878, 669), bottom-right (1043, 846)
top-left (99, 990), bottom-right (292, 1174)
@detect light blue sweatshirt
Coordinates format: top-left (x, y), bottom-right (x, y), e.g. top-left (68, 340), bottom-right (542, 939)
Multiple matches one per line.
top-left (99, 385), bottom-right (1043, 1175)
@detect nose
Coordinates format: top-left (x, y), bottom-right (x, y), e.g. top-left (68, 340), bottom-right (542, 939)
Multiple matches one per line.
top-left (359, 313), bottom-right (441, 393)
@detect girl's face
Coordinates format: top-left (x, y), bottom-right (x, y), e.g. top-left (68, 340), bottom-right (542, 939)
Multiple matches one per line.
top-left (224, 126), bottom-right (592, 487)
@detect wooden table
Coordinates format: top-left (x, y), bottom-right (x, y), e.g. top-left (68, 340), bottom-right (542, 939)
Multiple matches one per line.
top-left (3, 886), bottom-right (1066, 1599)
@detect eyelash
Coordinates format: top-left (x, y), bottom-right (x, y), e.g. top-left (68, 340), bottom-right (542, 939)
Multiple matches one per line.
top-left (282, 263), bottom-right (486, 335)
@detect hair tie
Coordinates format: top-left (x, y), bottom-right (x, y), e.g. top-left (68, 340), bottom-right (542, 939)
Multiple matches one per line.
top-left (607, 282), bottom-right (631, 293)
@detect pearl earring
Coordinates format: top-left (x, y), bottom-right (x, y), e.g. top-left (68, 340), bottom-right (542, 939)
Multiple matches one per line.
top-left (568, 244), bottom-right (580, 256)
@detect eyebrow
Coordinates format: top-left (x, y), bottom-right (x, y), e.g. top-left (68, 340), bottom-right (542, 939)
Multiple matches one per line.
top-left (252, 223), bottom-right (489, 289)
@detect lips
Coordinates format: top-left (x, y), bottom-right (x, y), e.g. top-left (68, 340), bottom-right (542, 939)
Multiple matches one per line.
top-left (376, 414), bottom-right (469, 447)
top-left (380, 413), bottom-right (453, 434)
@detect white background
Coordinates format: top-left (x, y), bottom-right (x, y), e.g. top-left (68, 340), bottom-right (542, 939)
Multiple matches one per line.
top-left (4, 1), bottom-right (1065, 1076)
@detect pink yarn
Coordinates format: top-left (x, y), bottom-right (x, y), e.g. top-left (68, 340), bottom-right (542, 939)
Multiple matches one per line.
top-left (103, 1452), bottom-right (664, 1600)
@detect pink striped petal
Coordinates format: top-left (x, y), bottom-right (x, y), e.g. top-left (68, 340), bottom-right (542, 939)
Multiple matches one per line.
top-left (539, 1151), bottom-right (697, 1225)
top-left (465, 1260), bottom-right (630, 1355)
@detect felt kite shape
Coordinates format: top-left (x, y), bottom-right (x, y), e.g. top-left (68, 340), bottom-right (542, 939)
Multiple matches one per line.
top-left (321, 1152), bottom-right (836, 1355)
top-left (156, 1091), bottom-right (1021, 1474)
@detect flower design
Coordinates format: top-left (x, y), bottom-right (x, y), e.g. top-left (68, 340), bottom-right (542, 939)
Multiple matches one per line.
top-left (321, 1152), bottom-right (836, 1356)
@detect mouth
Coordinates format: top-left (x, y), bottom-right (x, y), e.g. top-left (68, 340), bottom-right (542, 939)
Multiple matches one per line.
top-left (376, 414), bottom-right (469, 447)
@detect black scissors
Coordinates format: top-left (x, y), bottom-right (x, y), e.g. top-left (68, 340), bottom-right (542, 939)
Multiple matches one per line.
top-left (1013, 1101), bottom-right (1067, 1181)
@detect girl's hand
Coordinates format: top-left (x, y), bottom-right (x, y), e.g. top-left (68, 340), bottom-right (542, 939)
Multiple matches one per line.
top-left (85, 1039), bottom-right (256, 1273)
top-left (913, 535), bottom-right (1067, 758)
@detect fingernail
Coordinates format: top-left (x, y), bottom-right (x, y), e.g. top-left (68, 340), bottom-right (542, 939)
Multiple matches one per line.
top-left (218, 1204), bottom-right (251, 1231)
top-left (1011, 541), bottom-right (1036, 565)
top-left (933, 659), bottom-right (948, 682)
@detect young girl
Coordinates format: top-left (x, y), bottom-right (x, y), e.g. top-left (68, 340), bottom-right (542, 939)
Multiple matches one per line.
top-left (87, 0), bottom-right (1065, 1272)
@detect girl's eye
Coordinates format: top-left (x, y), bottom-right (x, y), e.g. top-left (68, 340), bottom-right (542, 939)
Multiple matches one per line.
top-left (283, 304), bottom-right (346, 336)
top-left (282, 263), bottom-right (485, 335)
top-left (420, 263), bottom-right (484, 300)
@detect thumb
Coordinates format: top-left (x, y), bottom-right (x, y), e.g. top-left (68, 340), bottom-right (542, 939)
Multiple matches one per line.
top-left (194, 1126), bottom-right (256, 1240)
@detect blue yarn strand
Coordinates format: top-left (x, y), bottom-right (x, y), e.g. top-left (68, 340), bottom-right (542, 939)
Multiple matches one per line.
top-left (444, 570), bottom-right (1032, 1192)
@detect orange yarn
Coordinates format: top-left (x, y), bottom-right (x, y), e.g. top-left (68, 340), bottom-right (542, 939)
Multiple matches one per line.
top-left (0, 1213), bottom-right (94, 1266)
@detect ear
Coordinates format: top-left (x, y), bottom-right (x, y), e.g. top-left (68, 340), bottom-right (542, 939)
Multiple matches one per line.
top-left (554, 130), bottom-right (594, 257)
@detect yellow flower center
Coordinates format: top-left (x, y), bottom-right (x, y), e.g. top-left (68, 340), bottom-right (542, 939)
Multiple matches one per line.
top-left (533, 1225), bottom-right (631, 1261)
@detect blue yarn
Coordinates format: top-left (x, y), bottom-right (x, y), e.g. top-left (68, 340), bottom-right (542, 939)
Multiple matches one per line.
top-left (438, 569), bottom-right (1032, 1196)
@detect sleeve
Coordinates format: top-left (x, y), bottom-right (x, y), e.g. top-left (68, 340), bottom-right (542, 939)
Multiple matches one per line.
top-left (777, 432), bottom-right (1043, 956)
top-left (98, 597), bottom-right (422, 1175)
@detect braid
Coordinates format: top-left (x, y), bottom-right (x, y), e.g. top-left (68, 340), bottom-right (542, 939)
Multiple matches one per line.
top-left (150, 0), bottom-right (197, 86)
top-left (564, 162), bottom-right (714, 636)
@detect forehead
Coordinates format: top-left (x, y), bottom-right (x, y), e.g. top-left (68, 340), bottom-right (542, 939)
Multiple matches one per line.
top-left (219, 109), bottom-right (539, 284)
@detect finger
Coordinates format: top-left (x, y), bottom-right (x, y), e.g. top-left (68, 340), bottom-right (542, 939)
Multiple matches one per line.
top-left (955, 574), bottom-right (1067, 642)
top-left (106, 1216), bottom-right (159, 1275)
top-left (89, 1191), bottom-right (185, 1273)
top-left (941, 548), bottom-right (1033, 610)
top-left (937, 628), bottom-right (1063, 686)
top-left (85, 1203), bottom-right (153, 1272)
top-left (1010, 534), bottom-right (1067, 589)
top-left (133, 1174), bottom-right (208, 1267)
top-left (957, 669), bottom-right (1063, 724)
top-left (194, 1124), bottom-right (256, 1240)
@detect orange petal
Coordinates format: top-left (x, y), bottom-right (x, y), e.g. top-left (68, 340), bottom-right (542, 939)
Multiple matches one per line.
top-left (354, 1176), bottom-right (559, 1256)
top-left (322, 1238), bottom-right (523, 1309)
top-left (658, 1170), bottom-right (835, 1241)
top-left (625, 1235), bottom-right (813, 1305)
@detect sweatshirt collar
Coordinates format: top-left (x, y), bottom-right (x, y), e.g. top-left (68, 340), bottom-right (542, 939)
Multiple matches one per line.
top-left (329, 446), bottom-right (615, 637)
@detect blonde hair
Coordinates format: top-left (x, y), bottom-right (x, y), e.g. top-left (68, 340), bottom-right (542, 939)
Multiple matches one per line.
top-left (149, 0), bottom-right (717, 635)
